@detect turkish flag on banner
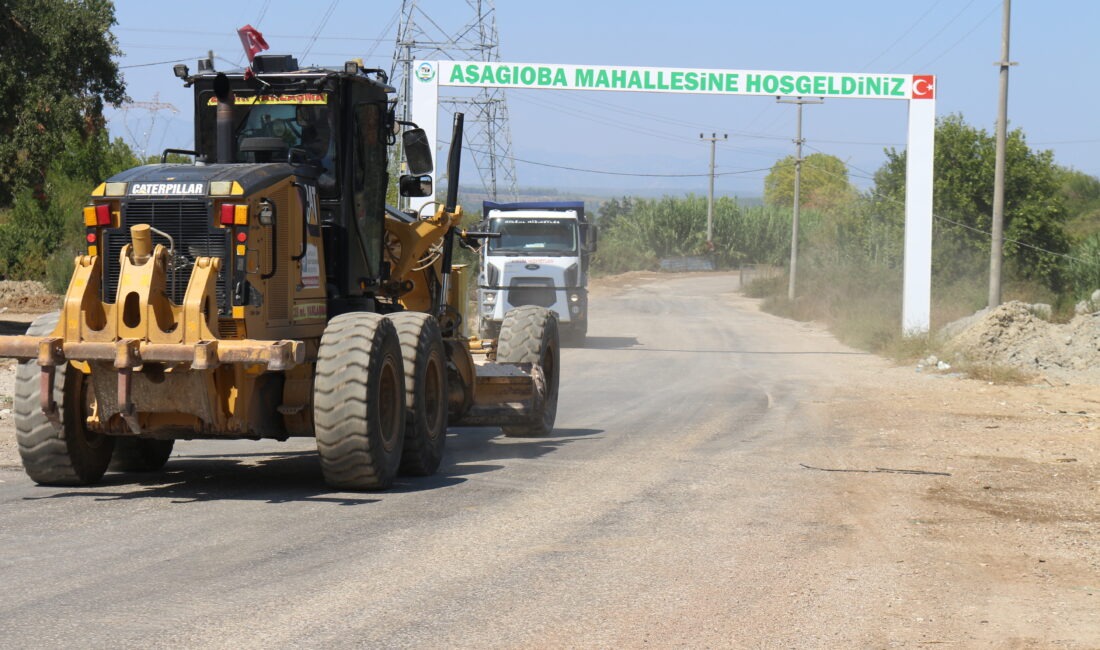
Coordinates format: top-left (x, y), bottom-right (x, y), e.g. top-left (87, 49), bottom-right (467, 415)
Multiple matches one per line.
top-left (911, 75), bottom-right (935, 100)
top-left (237, 24), bottom-right (269, 63)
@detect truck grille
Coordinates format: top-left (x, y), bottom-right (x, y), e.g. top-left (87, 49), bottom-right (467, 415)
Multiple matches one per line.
top-left (103, 200), bottom-right (231, 314)
top-left (507, 277), bottom-right (555, 308)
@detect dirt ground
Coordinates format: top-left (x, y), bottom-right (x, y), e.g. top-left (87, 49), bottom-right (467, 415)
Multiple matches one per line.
top-left (828, 366), bottom-right (1099, 645)
top-left (1, 275), bottom-right (1097, 645)
top-left (593, 273), bottom-right (1100, 645)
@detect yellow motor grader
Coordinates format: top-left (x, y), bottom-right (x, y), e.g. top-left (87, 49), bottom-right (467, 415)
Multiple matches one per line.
top-left (1, 54), bottom-right (558, 490)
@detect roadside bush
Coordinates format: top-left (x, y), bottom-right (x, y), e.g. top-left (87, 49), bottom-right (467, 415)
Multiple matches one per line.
top-left (591, 235), bottom-right (658, 275)
top-left (1067, 233), bottom-right (1100, 300)
top-left (592, 195), bottom-right (797, 274)
top-left (0, 171), bottom-right (86, 284)
top-left (742, 274), bottom-right (785, 299)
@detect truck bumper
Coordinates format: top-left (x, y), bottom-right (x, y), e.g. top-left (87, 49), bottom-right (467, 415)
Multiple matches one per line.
top-left (478, 287), bottom-right (586, 325)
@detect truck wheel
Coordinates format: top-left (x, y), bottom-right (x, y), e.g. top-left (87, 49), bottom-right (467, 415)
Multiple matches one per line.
top-left (109, 438), bottom-right (174, 472)
top-left (562, 321), bottom-right (587, 348)
top-left (314, 313), bottom-right (406, 490)
top-left (389, 312), bottom-right (447, 477)
top-left (15, 312), bottom-right (115, 486)
top-left (496, 306), bottom-right (559, 437)
top-left (478, 319), bottom-right (499, 341)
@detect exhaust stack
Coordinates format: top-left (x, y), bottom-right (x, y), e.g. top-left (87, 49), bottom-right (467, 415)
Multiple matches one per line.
top-left (214, 73), bottom-right (234, 164)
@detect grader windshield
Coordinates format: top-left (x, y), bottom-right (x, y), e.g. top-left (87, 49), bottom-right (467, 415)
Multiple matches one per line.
top-left (196, 93), bottom-right (335, 174)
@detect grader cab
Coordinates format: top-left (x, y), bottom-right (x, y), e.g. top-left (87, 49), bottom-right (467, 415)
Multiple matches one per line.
top-left (1, 54), bottom-right (558, 490)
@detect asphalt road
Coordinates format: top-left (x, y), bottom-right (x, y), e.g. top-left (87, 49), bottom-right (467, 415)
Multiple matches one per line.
top-left (0, 273), bottom-right (896, 648)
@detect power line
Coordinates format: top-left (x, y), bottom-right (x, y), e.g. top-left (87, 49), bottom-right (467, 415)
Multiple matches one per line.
top-left (119, 57), bottom-right (198, 69)
top-left (889, 0), bottom-right (980, 72)
top-left (362, 7), bottom-right (401, 62)
top-left (510, 158), bottom-right (777, 179)
top-left (116, 27), bottom-right (391, 42)
top-left (1031, 138), bottom-right (1100, 146)
top-left (860, 0), bottom-right (944, 72)
top-left (506, 92), bottom-right (795, 163)
top-left (802, 144), bottom-right (1089, 266)
top-left (918, 2), bottom-right (1001, 70)
top-left (445, 138), bottom-right (779, 179)
top-left (235, 0), bottom-right (273, 66)
top-left (300, 1), bottom-right (340, 63)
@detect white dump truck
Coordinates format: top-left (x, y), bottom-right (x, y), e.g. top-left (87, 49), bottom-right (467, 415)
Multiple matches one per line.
top-left (477, 201), bottom-right (596, 346)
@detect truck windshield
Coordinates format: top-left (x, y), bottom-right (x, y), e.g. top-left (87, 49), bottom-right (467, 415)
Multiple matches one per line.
top-left (487, 218), bottom-right (577, 255)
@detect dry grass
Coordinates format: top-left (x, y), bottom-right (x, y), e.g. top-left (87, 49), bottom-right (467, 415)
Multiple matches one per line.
top-left (951, 360), bottom-right (1037, 385)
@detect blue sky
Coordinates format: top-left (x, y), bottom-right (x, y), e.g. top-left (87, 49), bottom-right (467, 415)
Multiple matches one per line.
top-left (107, 1), bottom-right (1100, 198)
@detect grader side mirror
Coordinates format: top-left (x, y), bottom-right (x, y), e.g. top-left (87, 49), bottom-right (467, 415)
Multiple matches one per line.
top-left (402, 128), bottom-right (433, 175)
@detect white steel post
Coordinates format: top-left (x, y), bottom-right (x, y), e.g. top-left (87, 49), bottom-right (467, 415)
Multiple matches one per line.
top-left (903, 96), bottom-right (936, 334)
top-left (409, 60), bottom-right (440, 216)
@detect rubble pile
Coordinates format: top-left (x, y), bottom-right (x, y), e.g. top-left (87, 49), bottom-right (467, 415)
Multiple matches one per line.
top-left (941, 300), bottom-right (1100, 385)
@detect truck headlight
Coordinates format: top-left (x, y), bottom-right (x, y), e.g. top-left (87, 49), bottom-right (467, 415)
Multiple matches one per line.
top-left (569, 293), bottom-right (580, 303)
top-left (570, 305), bottom-right (581, 315)
top-left (483, 292), bottom-right (496, 305)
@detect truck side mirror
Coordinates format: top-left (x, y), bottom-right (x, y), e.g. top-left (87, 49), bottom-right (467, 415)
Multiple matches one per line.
top-left (399, 174), bottom-right (433, 197)
top-left (587, 225), bottom-right (598, 252)
top-left (402, 128), bottom-right (433, 175)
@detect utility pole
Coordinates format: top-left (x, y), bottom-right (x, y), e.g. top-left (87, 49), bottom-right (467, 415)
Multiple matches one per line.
top-left (699, 132), bottom-right (727, 249)
top-left (777, 97), bottom-right (823, 301)
top-left (989, 0), bottom-right (1015, 308)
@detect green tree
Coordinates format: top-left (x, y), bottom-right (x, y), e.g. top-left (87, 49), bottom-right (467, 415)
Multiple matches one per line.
top-left (1056, 166), bottom-right (1100, 238)
top-left (0, 0), bottom-right (127, 206)
top-left (872, 114), bottom-right (1070, 289)
top-left (0, 132), bottom-right (141, 289)
top-left (764, 152), bottom-right (855, 211)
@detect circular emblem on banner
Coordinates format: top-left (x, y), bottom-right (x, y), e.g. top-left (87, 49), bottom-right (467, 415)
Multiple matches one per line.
top-left (415, 62), bottom-right (436, 82)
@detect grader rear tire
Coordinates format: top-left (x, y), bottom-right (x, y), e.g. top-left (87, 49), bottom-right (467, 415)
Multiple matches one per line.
top-left (109, 438), bottom-right (174, 472)
top-left (496, 306), bottom-right (560, 437)
top-left (15, 312), bottom-right (114, 486)
top-left (314, 313), bottom-right (406, 490)
top-left (389, 312), bottom-right (447, 477)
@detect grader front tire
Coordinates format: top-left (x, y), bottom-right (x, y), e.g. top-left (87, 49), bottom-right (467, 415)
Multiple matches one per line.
top-left (314, 313), bottom-right (406, 490)
top-left (389, 312), bottom-right (448, 477)
top-left (14, 312), bottom-right (114, 486)
top-left (496, 306), bottom-right (560, 437)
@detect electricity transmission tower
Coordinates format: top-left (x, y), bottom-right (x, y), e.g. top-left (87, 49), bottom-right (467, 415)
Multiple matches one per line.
top-left (120, 92), bottom-right (179, 159)
top-left (391, 0), bottom-right (518, 202)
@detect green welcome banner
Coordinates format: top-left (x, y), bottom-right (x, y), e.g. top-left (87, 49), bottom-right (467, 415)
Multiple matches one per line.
top-left (423, 61), bottom-right (933, 101)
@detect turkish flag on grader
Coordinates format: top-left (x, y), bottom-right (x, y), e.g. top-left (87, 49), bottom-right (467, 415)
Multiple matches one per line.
top-left (237, 24), bottom-right (269, 63)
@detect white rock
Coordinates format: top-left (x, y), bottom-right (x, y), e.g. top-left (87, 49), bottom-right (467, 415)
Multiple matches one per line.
top-left (1029, 303), bottom-right (1053, 321)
